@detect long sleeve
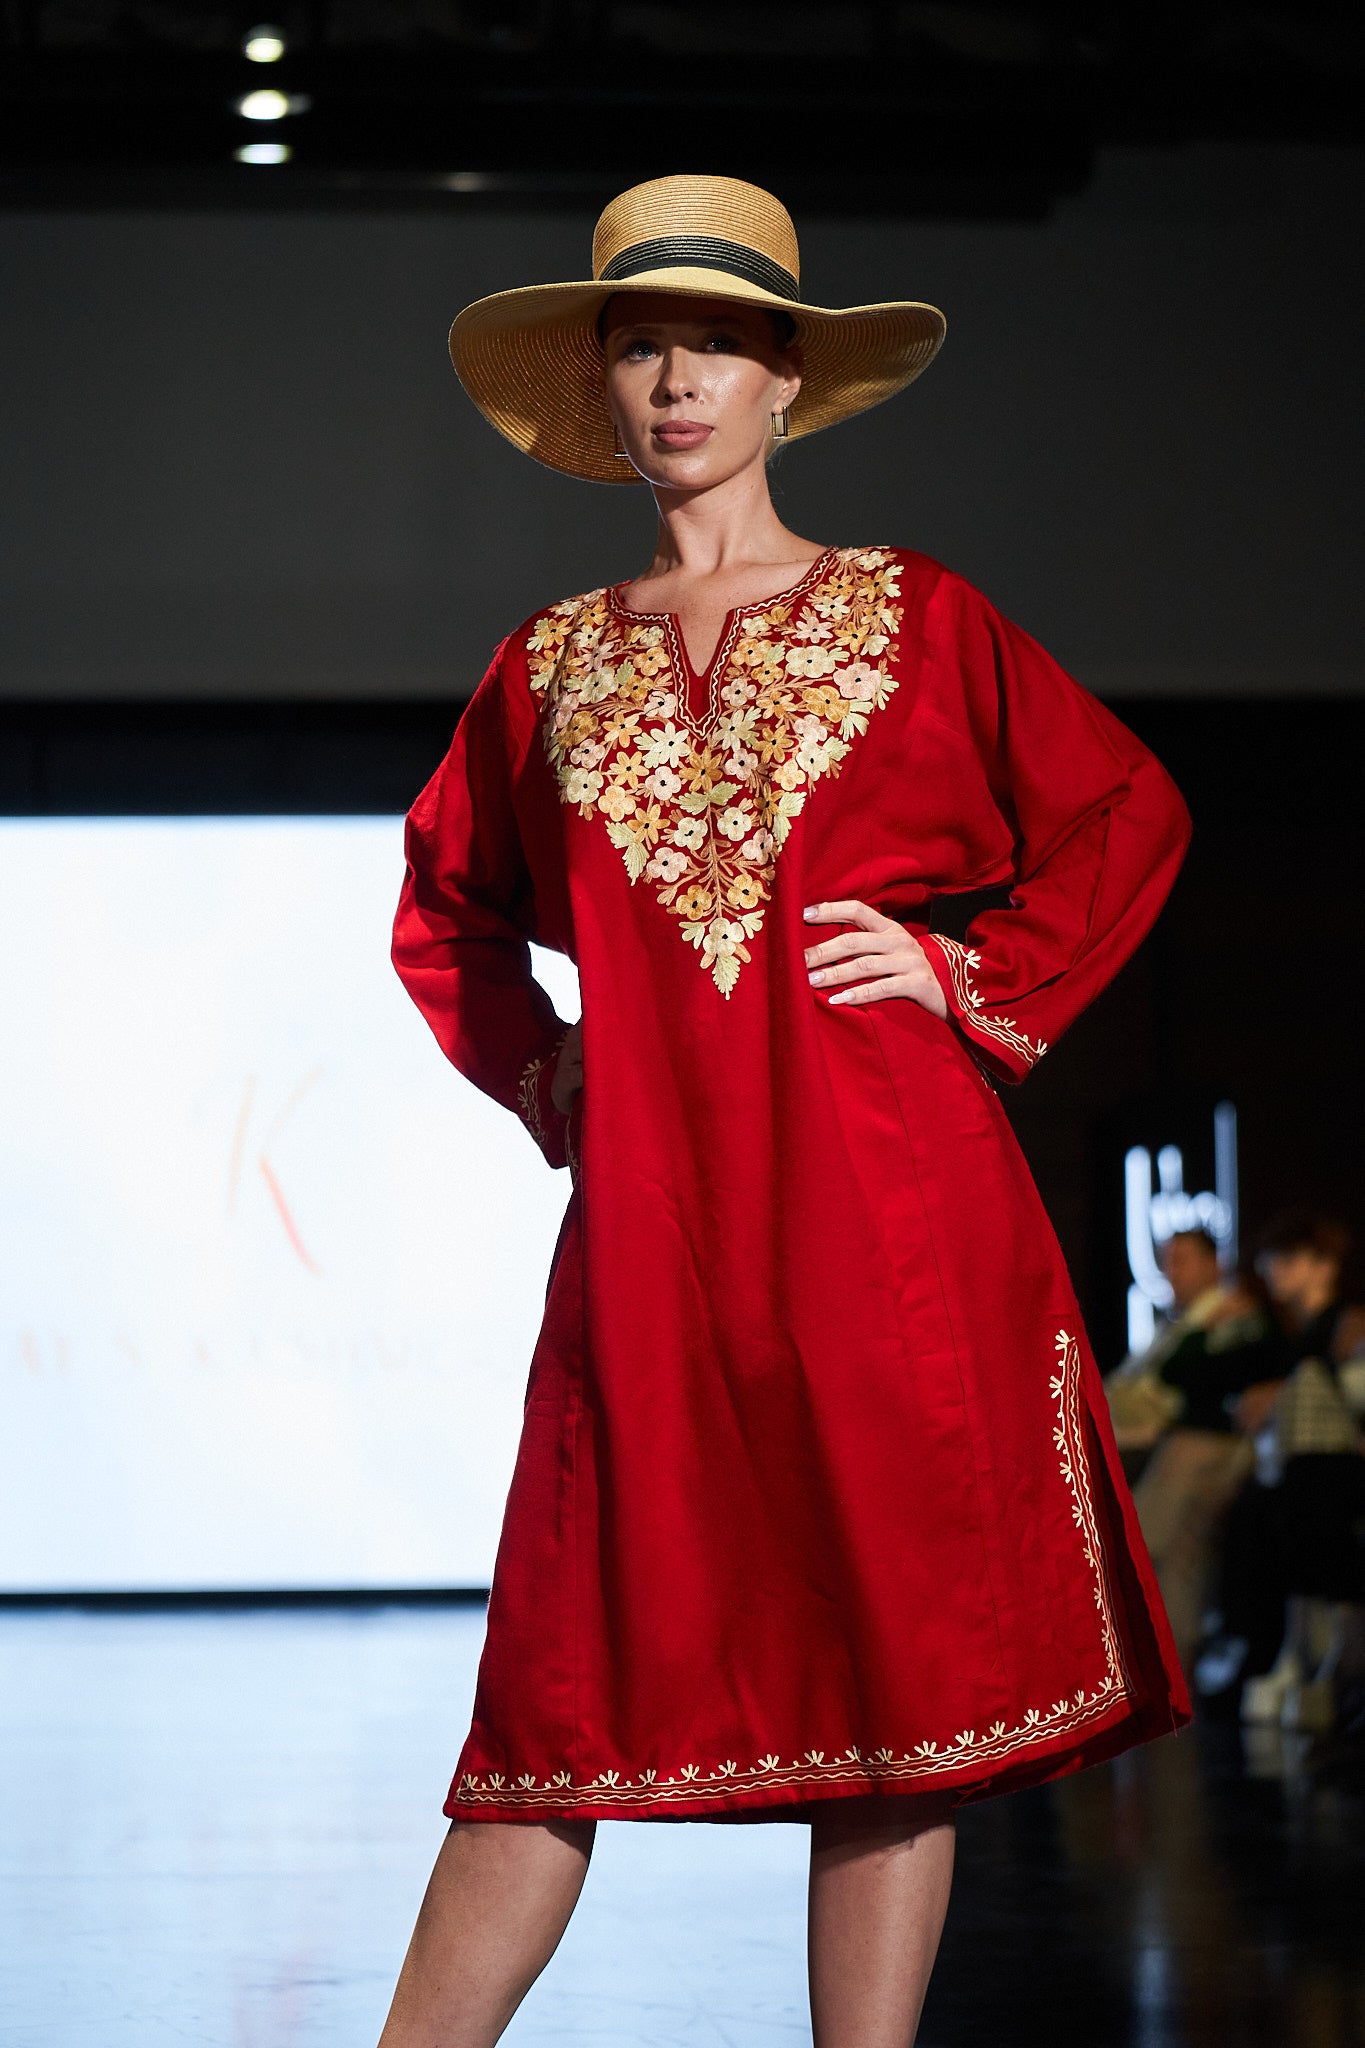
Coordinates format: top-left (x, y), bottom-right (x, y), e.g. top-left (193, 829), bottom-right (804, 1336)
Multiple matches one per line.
top-left (392, 643), bottom-right (573, 1168)
top-left (921, 580), bottom-right (1192, 1086)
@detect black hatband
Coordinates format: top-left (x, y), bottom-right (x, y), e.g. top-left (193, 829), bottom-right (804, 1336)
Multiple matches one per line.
top-left (598, 235), bottom-right (799, 302)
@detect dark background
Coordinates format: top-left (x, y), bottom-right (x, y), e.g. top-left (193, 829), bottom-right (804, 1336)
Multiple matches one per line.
top-left (3, 3), bottom-right (1363, 1362)
top-left (4, 153), bottom-right (1362, 704)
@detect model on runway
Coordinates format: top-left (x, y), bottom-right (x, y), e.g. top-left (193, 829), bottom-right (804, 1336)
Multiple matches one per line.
top-left (381, 173), bottom-right (1194, 2046)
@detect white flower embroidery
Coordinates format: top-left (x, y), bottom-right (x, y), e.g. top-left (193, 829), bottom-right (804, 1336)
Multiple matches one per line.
top-left (643, 722), bottom-right (690, 770)
top-left (646, 845), bottom-right (688, 883)
top-left (840, 661), bottom-right (881, 701)
top-left (716, 804), bottom-right (753, 842)
top-left (785, 643), bottom-right (839, 679)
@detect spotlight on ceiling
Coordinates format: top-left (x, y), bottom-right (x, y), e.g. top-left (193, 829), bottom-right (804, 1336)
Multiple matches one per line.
top-left (236, 88), bottom-right (309, 120)
top-left (243, 25), bottom-right (287, 63)
top-left (235, 141), bottom-right (293, 165)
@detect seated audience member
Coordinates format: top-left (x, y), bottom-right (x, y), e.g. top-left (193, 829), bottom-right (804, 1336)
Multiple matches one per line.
top-left (1238, 1213), bottom-right (1365, 1731)
top-left (1115, 1230), bottom-right (1287, 1672)
top-left (1108, 1230), bottom-right (1244, 1455)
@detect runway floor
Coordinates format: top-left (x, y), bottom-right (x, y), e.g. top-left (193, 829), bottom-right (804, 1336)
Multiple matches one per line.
top-left (1, 1605), bottom-right (1362, 2047)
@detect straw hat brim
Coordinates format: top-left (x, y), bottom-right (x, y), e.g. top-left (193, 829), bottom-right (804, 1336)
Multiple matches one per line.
top-left (448, 267), bottom-right (946, 484)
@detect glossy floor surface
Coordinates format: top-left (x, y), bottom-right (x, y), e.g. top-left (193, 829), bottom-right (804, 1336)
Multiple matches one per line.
top-left (2, 1607), bottom-right (1362, 2047)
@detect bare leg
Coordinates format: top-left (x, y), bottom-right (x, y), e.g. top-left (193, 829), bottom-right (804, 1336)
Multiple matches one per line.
top-left (807, 1797), bottom-right (956, 2048)
top-left (378, 1817), bottom-right (595, 2048)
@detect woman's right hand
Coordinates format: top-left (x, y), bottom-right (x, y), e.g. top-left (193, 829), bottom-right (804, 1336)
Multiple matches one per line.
top-left (550, 1019), bottom-right (584, 1116)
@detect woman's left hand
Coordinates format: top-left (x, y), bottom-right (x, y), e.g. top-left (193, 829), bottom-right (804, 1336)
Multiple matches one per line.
top-left (803, 899), bottom-right (948, 1017)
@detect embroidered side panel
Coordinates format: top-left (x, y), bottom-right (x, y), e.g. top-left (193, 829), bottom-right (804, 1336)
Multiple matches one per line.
top-left (515, 1035), bottom-right (567, 1153)
top-left (925, 935), bottom-right (1048, 1071)
top-left (1050, 1328), bottom-right (1126, 1697)
top-left (524, 548), bottom-right (903, 997)
top-left (451, 1327), bottom-right (1130, 1812)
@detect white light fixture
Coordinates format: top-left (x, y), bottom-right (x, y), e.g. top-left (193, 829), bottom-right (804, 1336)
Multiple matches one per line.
top-left (237, 87), bottom-right (308, 121)
top-left (243, 24), bottom-right (286, 62)
top-left (235, 141), bottom-right (293, 165)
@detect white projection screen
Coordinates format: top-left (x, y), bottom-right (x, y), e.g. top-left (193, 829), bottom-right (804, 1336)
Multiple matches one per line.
top-left (0, 818), bottom-right (580, 1592)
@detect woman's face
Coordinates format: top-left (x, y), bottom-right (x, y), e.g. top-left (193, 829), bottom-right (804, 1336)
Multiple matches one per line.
top-left (600, 291), bottom-right (802, 492)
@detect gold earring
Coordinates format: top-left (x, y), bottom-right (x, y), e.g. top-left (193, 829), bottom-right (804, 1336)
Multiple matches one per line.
top-left (770, 405), bottom-right (790, 440)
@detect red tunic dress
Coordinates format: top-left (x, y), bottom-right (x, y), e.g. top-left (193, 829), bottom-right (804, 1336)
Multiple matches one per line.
top-left (392, 545), bottom-right (1194, 1823)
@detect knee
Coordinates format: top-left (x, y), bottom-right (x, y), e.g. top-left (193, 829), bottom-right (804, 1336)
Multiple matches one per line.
top-left (809, 1790), bottom-right (957, 1851)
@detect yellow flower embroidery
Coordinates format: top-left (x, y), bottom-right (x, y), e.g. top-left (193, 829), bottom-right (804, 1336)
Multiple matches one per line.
top-left (525, 548), bottom-right (904, 996)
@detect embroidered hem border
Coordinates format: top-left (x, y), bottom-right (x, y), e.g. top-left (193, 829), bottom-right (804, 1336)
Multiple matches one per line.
top-left (922, 934), bottom-right (1048, 1073)
top-left (450, 1329), bottom-right (1130, 1813)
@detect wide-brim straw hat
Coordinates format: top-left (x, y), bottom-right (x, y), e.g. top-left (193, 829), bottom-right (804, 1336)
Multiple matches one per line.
top-left (448, 173), bottom-right (946, 484)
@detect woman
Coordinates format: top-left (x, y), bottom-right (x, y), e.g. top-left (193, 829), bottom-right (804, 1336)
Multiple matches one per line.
top-left (384, 174), bottom-right (1193, 2046)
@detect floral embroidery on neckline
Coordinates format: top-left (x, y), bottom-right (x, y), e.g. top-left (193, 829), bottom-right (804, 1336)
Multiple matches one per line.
top-left (524, 545), bottom-right (904, 996)
top-left (606, 547), bottom-right (841, 730)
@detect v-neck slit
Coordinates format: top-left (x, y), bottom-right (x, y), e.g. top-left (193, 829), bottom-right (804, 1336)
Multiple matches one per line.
top-left (607, 548), bottom-right (840, 733)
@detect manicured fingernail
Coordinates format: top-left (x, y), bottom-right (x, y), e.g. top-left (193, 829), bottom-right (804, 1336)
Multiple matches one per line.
top-left (828, 990), bottom-right (846, 1003)
top-left (808, 970), bottom-right (823, 985)
top-left (803, 905), bottom-right (818, 919)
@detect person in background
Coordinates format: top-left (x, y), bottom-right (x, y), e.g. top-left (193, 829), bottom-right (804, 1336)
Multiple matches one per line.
top-left (1107, 1230), bottom-right (1225, 1467)
top-left (1110, 1229), bottom-right (1286, 1672)
top-left (1239, 1213), bottom-right (1365, 1731)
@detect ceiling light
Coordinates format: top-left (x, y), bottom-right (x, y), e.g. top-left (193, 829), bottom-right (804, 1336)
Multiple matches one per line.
top-left (235, 141), bottom-right (292, 165)
top-left (243, 25), bottom-right (286, 62)
top-left (237, 88), bottom-right (293, 120)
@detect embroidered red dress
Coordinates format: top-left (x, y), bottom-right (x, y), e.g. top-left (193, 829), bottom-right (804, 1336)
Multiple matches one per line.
top-left (393, 545), bottom-right (1194, 1822)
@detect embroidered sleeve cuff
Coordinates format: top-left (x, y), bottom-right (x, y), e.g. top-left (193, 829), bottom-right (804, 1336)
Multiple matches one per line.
top-left (515, 1034), bottom-right (572, 1169)
top-left (921, 935), bottom-right (1048, 1087)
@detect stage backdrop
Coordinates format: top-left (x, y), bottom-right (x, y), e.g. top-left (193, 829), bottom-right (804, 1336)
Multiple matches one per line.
top-left (2, 145), bottom-right (1361, 705)
top-left (0, 817), bottom-right (580, 1592)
